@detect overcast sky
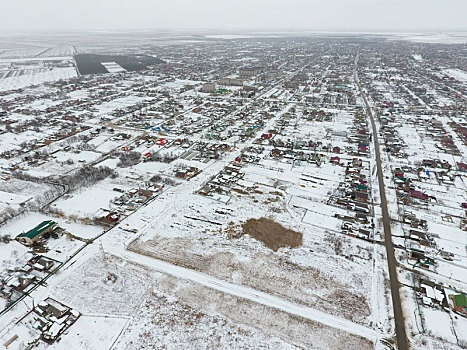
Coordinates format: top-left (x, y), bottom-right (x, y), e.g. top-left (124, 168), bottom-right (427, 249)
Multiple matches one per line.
top-left (2, 0), bottom-right (466, 33)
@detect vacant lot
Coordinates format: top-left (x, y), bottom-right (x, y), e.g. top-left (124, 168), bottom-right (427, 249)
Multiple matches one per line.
top-left (129, 235), bottom-right (371, 325)
top-left (53, 254), bottom-right (372, 350)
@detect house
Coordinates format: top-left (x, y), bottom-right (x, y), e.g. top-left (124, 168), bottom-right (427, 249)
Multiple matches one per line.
top-left (156, 138), bottom-right (168, 145)
top-left (422, 159), bottom-right (437, 168)
top-left (34, 298), bottom-right (81, 344)
top-left (29, 256), bottom-right (55, 272)
top-left (352, 158), bottom-right (363, 167)
top-left (138, 189), bottom-right (153, 198)
top-left (199, 185), bottom-right (211, 196)
top-left (410, 190), bottom-right (429, 201)
top-left (16, 220), bottom-right (57, 245)
top-left (176, 171), bottom-right (188, 179)
top-left (457, 162), bottom-right (467, 172)
top-left (270, 148), bottom-right (283, 158)
top-left (105, 212), bottom-right (120, 223)
top-left (354, 191), bottom-right (368, 202)
top-left (451, 294), bottom-right (467, 315)
top-left (330, 156), bottom-right (340, 165)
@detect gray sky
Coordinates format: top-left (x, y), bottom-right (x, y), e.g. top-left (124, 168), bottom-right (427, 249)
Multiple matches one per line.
top-left (2, 0), bottom-right (466, 33)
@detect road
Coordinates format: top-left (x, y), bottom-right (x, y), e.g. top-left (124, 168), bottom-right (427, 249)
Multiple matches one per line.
top-left (355, 55), bottom-right (409, 350)
top-left (114, 248), bottom-right (381, 342)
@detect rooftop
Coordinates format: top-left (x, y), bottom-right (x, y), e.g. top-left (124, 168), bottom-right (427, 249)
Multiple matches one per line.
top-left (17, 220), bottom-right (56, 240)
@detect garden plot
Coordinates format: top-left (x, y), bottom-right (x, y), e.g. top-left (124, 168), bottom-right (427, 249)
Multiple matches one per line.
top-left (0, 240), bottom-right (31, 281)
top-left (130, 159), bottom-right (171, 173)
top-left (0, 67), bottom-right (77, 92)
top-left (0, 130), bottom-right (48, 152)
top-left (94, 138), bottom-right (126, 153)
top-left (93, 95), bottom-right (148, 116)
top-left (242, 158), bottom-right (343, 200)
top-left (27, 316), bottom-right (128, 350)
top-left (293, 197), bottom-right (345, 231)
top-left (52, 150), bottom-right (101, 164)
top-left (96, 157), bottom-right (120, 169)
top-left (453, 316), bottom-right (467, 347)
top-left (443, 68), bottom-right (467, 83)
top-left (53, 184), bottom-right (121, 218)
top-left (0, 191), bottom-right (31, 210)
top-left (421, 306), bottom-right (458, 344)
top-left (397, 188), bottom-right (466, 264)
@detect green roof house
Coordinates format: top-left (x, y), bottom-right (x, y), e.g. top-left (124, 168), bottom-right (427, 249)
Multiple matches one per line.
top-left (16, 220), bottom-right (57, 245)
top-left (451, 294), bottom-right (467, 314)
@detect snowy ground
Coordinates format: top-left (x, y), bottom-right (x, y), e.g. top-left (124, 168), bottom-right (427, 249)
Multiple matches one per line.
top-left (0, 34), bottom-right (465, 350)
top-left (0, 67), bottom-right (77, 91)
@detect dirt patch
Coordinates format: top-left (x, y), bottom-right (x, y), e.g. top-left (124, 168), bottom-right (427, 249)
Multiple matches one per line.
top-left (263, 196), bottom-right (280, 204)
top-left (232, 188), bottom-right (249, 195)
top-left (269, 190), bottom-right (284, 197)
top-left (241, 218), bottom-right (302, 251)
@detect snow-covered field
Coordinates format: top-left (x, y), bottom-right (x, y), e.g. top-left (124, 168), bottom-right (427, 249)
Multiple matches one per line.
top-left (0, 66), bottom-right (77, 91)
top-left (101, 62), bottom-right (126, 73)
top-left (47, 254), bottom-right (374, 350)
top-left (443, 68), bottom-right (467, 83)
top-left (395, 33), bottom-right (467, 44)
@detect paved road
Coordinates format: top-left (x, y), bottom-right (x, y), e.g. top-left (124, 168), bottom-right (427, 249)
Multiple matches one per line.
top-left (355, 56), bottom-right (409, 350)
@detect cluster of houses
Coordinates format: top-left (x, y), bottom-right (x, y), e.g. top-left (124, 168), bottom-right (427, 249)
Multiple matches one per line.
top-left (234, 146), bottom-right (263, 164)
top-left (198, 162), bottom-right (244, 203)
top-left (378, 112), bottom-right (407, 159)
top-left (329, 158), bottom-right (373, 239)
top-left (449, 120), bottom-right (467, 150)
top-left (98, 185), bottom-right (163, 223)
top-left (426, 118), bottom-right (460, 156)
top-left (34, 298), bottom-right (80, 344)
top-left (180, 141), bottom-right (231, 162)
top-left (174, 167), bottom-right (200, 180)
top-left (394, 168), bottom-right (434, 204)
top-left (2, 297), bottom-right (80, 348)
top-left (364, 53), bottom-right (467, 335)
top-left (416, 277), bottom-right (467, 318)
top-left (270, 147), bottom-right (325, 166)
top-left (403, 210), bottom-right (438, 269)
top-left (0, 255), bottom-right (59, 311)
top-left (347, 111), bottom-right (371, 157)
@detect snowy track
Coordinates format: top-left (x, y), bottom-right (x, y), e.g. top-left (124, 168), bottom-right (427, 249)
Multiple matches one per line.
top-left (114, 248), bottom-right (382, 343)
